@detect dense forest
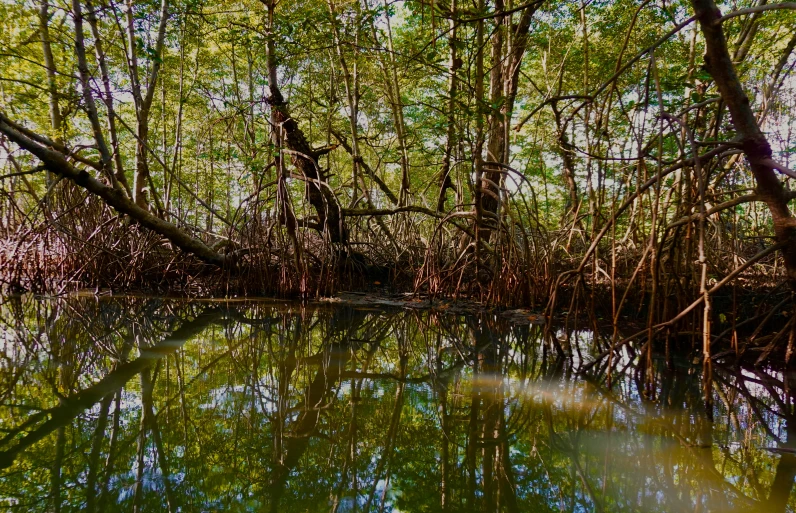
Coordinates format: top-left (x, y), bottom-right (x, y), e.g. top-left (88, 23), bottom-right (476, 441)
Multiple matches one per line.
top-left (1, 0), bottom-right (795, 359)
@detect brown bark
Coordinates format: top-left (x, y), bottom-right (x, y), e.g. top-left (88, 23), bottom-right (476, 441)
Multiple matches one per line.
top-left (327, 0), bottom-right (362, 206)
top-left (85, 0), bottom-right (131, 196)
top-left (438, 0), bottom-right (459, 212)
top-left (269, 88), bottom-right (347, 245)
top-left (262, 0), bottom-right (347, 244)
top-left (331, 129), bottom-right (399, 205)
top-left (691, 0), bottom-right (796, 286)
top-left (552, 102), bottom-right (579, 213)
top-left (472, 0), bottom-right (486, 265)
top-left (375, 0), bottom-right (411, 205)
top-left (38, 0), bottom-right (62, 197)
top-left (479, 4), bottom-right (539, 237)
top-left (0, 112), bottom-right (228, 267)
top-left (129, 0), bottom-right (169, 210)
top-left (38, 0), bottom-right (62, 142)
top-left (72, 0), bottom-right (116, 187)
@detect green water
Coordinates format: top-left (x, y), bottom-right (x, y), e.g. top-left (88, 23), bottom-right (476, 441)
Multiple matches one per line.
top-left (0, 295), bottom-right (792, 512)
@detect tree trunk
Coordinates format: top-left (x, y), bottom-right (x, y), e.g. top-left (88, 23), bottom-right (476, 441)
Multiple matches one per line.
top-left (690, 0), bottom-right (796, 288)
top-left (377, 0), bottom-right (411, 205)
top-left (328, 0), bottom-right (362, 206)
top-left (552, 103), bottom-right (579, 215)
top-left (85, 0), bottom-right (131, 195)
top-left (129, 0), bottom-right (169, 210)
top-left (39, 0), bottom-right (62, 142)
top-left (262, 0), bottom-right (347, 244)
top-left (72, 0), bottom-right (116, 187)
top-left (438, 0), bottom-right (459, 212)
top-left (0, 113), bottom-right (228, 266)
top-left (479, 4), bottom-right (539, 239)
top-left (38, 0), bottom-right (62, 198)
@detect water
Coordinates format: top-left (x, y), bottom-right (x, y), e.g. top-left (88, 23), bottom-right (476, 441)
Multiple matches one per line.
top-left (0, 295), bottom-right (792, 512)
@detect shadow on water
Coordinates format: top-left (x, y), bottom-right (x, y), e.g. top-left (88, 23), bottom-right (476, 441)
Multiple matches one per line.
top-left (0, 295), bottom-right (794, 512)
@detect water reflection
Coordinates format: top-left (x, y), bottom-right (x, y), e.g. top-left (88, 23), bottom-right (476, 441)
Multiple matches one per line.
top-left (0, 295), bottom-right (793, 512)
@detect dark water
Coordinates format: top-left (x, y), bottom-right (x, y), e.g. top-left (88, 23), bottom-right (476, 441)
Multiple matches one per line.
top-left (0, 295), bottom-right (793, 512)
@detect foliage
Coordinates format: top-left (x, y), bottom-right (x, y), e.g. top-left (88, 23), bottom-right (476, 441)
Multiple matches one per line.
top-left (0, 296), bottom-right (793, 511)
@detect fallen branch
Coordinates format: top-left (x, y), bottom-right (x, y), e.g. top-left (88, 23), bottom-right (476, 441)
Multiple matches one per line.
top-left (0, 112), bottom-right (228, 267)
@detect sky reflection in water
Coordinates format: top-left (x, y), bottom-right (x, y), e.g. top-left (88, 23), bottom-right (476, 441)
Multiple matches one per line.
top-left (0, 295), bottom-right (792, 512)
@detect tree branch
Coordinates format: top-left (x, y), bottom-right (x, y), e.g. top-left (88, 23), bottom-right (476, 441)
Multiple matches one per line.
top-left (0, 112), bottom-right (228, 267)
top-left (718, 3), bottom-right (796, 22)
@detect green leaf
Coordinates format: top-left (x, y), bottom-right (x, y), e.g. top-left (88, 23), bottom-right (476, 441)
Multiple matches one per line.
top-left (696, 69), bottom-right (712, 82)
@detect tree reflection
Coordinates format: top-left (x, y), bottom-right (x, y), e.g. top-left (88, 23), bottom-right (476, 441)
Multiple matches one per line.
top-left (0, 296), bottom-right (793, 512)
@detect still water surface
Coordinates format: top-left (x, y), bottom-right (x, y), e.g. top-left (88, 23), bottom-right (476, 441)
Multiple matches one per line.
top-left (0, 295), bottom-right (793, 512)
